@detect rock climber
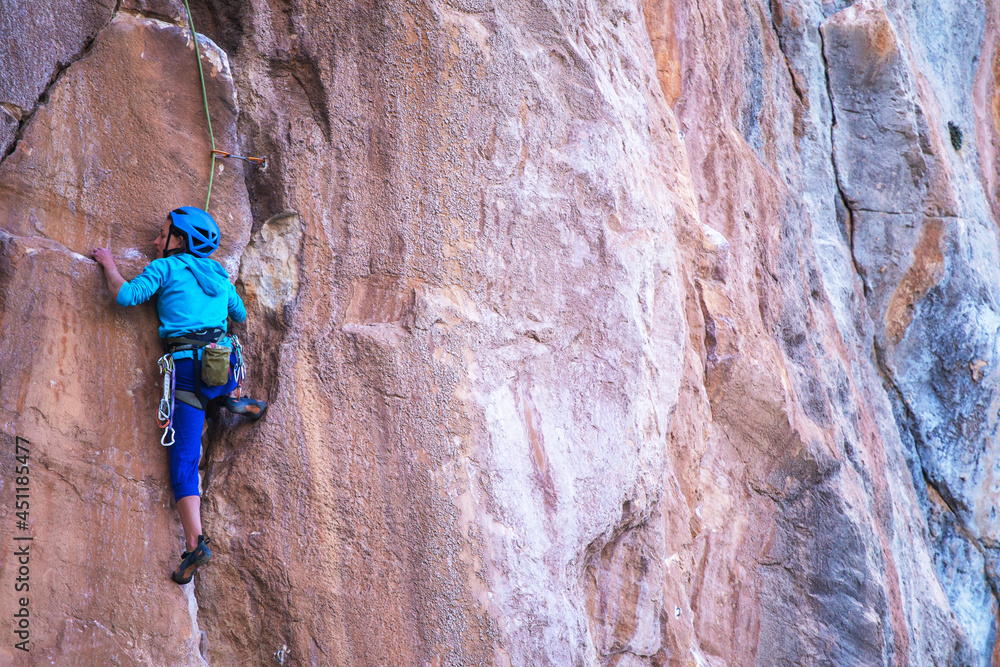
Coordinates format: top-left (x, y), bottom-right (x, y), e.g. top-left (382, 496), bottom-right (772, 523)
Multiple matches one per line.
top-left (91, 206), bottom-right (266, 584)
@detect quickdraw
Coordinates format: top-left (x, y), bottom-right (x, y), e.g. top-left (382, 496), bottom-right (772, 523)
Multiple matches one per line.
top-left (211, 149), bottom-right (267, 169)
top-left (230, 334), bottom-right (247, 398)
top-left (157, 353), bottom-right (177, 447)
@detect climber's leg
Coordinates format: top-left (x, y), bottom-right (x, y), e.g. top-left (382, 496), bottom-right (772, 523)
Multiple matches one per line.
top-left (170, 398), bottom-right (205, 550)
top-left (167, 357), bottom-right (218, 583)
top-left (170, 358), bottom-right (208, 552)
top-left (176, 496), bottom-right (202, 552)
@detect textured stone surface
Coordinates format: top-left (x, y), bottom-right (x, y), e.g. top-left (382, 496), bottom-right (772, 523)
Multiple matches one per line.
top-left (0, 11), bottom-right (251, 267)
top-left (0, 0), bottom-right (116, 156)
top-left (0, 229), bottom-right (209, 666)
top-left (3, 0), bottom-right (1000, 665)
top-left (0, 8), bottom-right (248, 666)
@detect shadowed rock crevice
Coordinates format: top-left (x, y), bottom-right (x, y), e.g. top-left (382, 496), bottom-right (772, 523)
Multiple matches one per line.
top-left (267, 50), bottom-right (333, 143)
top-left (184, 0), bottom-right (249, 56)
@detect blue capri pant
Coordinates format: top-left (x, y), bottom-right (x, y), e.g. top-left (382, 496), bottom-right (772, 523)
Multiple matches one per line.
top-left (169, 354), bottom-right (237, 501)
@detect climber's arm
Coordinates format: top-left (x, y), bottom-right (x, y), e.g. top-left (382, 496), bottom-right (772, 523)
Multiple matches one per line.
top-left (92, 248), bottom-right (126, 299)
top-left (227, 282), bottom-right (246, 323)
top-left (99, 255), bottom-right (166, 307)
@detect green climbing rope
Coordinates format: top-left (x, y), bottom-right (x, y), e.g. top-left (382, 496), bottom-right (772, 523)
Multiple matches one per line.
top-left (181, 0), bottom-right (217, 211)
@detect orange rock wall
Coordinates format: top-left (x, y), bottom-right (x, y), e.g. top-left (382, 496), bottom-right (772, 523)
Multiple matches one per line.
top-left (2, 0), bottom-right (1000, 665)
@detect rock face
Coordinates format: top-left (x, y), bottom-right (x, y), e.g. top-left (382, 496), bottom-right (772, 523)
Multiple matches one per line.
top-left (2, 0), bottom-right (1000, 665)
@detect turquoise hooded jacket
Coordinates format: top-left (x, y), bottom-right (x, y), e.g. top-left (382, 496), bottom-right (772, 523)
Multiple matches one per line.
top-left (116, 254), bottom-right (246, 338)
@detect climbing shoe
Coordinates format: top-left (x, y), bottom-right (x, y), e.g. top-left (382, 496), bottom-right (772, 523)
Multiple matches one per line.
top-left (172, 535), bottom-right (211, 585)
top-left (224, 396), bottom-right (267, 421)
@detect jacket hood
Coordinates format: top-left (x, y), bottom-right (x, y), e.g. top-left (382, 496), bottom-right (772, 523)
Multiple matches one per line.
top-left (172, 253), bottom-right (229, 297)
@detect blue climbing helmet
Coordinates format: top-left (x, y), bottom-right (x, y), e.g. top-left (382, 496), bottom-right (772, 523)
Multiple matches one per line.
top-left (168, 206), bottom-right (220, 258)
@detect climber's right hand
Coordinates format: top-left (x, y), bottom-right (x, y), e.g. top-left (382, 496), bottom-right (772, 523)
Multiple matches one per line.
top-left (91, 248), bottom-right (125, 299)
top-left (91, 247), bottom-right (114, 269)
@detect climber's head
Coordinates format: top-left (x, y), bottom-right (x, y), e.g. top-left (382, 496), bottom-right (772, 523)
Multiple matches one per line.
top-left (164, 206), bottom-right (220, 258)
top-left (155, 218), bottom-right (185, 259)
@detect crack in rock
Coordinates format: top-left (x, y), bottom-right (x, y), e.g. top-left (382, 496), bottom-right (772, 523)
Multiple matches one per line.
top-left (1, 4), bottom-right (120, 166)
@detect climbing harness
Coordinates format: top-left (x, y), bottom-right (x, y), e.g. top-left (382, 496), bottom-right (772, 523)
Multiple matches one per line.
top-left (155, 331), bottom-right (249, 445)
top-left (157, 354), bottom-right (177, 447)
top-left (181, 0), bottom-right (265, 210)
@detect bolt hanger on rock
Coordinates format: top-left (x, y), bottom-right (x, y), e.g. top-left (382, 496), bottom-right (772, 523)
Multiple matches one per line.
top-left (212, 149), bottom-right (267, 169)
